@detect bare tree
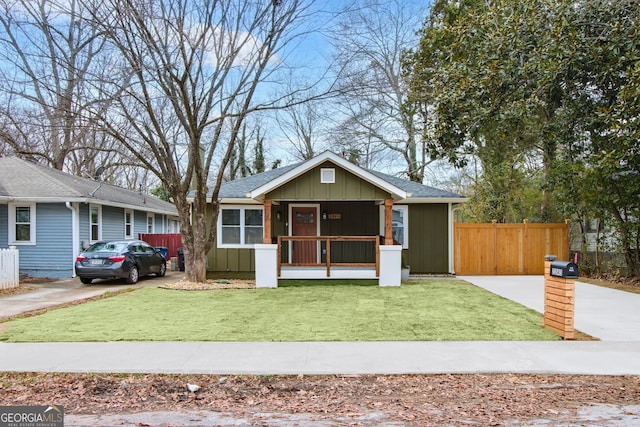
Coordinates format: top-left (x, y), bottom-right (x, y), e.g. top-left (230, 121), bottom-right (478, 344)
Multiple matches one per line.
top-left (229, 121), bottom-right (269, 179)
top-left (0, 0), bottom-right (122, 172)
top-left (275, 90), bottom-right (327, 161)
top-left (331, 0), bottom-right (429, 181)
top-left (86, 0), bottom-right (321, 282)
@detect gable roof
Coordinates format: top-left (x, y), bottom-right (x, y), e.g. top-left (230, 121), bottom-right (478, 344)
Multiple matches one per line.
top-left (212, 151), bottom-right (466, 203)
top-left (0, 156), bottom-right (178, 215)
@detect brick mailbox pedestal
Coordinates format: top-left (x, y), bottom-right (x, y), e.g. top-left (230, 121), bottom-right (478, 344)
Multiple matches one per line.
top-left (543, 255), bottom-right (578, 340)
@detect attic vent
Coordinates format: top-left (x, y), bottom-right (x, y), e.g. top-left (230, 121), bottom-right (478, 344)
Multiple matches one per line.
top-left (321, 168), bottom-right (335, 184)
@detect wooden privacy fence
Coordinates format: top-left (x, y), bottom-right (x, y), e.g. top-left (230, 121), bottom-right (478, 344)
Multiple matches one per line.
top-left (454, 221), bottom-right (570, 275)
top-left (138, 233), bottom-right (183, 259)
top-left (0, 246), bottom-right (19, 289)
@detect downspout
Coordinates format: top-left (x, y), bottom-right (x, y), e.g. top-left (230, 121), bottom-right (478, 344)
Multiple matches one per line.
top-left (449, 203), bottom-right (464, 275)
top-left (66, 202), bottom-right (79, 278)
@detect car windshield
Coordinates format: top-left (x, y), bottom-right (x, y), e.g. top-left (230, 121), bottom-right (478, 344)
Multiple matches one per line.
top-left (85, 242), bottom-right (128, 253)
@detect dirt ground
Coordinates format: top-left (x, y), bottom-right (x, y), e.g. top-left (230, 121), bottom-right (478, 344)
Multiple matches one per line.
top-left (1, 372), bottom-right (639, 426)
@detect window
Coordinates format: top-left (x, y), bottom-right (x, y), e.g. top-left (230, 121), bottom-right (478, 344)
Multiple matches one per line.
top-left (217, 206), bottom-right (264, 248)
top-left (124, 210), bottom-right (133, 239)
top-left (379, 205), bottom-right (409, 249)
top-left (90, 205), bottom-right (101, 242)
top-left (8, 203), bottom-right (36, 245)
top-left (320, 168), bottom-right (335, 183)
top-left (147, 213), bottom-right (154, 233)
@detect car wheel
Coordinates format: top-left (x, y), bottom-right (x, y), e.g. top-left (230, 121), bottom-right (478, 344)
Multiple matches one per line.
top-left (157, 262), bottom-right (166, 277)
top-left (80, 277), bottom-right (93, 285)
top-left (126, 266), bottom-right (139, 284)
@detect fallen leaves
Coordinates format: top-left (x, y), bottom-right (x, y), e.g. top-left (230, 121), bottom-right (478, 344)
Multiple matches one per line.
top-left (1, 373), bottom-right (639, 425)
top-left (0, 285), bottom-right (35, 297)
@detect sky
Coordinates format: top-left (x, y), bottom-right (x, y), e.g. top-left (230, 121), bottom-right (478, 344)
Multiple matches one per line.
top-left (262, 0), bottom-right (434, 173)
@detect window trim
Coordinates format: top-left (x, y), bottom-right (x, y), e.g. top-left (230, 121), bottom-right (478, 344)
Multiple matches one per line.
top-left (320, 168), bottom-right (335, 184)
top-left (146, 212), bottom-right (155, 234)
top-left (379, 204), bottom-right (409, 249)
top-left (124, 209), bottom-right (134, 239)
top-left (8, 202), bottom-right (36, 245)
top-left (216, 205), bottom-right (265, 249)
top-left (89, 204), bottom-right (102, 243)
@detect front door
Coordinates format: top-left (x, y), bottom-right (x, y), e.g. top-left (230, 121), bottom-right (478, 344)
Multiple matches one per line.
top-left (291, 206), bottom-right (318, 264)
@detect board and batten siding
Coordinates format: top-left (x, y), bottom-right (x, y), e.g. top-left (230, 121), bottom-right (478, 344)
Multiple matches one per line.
top-left (208, 201), bottom-right (452, 274)
top-left (18, 203), bottom-right (74, 279)
top-left (266, 162), bottom-right (392, 201)
top-left (208, 247), bottom-right (255, 272)
top-left (406, 204), bottom-right (450, 274)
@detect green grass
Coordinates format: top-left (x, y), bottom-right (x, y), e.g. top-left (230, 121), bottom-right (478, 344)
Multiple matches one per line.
top-left (0, 280), bottom-right (558, 342)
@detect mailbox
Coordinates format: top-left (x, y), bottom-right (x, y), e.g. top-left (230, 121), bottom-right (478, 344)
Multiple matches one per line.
top-left (550, 261), bottom-right (578, 278)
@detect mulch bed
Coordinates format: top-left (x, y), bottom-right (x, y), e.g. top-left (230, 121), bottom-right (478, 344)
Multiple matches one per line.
top-left (158, 279), bottom-right (255, 290)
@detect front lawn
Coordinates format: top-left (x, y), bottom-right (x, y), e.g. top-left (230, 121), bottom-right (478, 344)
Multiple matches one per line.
top-left (0, 280), bottom-right (559, 342)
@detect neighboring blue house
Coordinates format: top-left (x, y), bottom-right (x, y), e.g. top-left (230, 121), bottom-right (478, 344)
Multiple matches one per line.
top-left (0, 156), bottom-right (179, 278)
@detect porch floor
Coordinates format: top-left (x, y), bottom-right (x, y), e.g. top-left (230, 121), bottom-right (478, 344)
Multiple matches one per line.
top-left (279, 266), bottom-right (377, 280)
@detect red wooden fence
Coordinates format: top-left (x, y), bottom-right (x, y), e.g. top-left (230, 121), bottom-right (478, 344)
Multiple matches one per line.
top-left (138, 233), bottom-right (183, 259)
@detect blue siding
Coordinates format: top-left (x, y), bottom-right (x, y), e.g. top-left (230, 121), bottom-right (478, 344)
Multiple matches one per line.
top-left (135, 211), bottom-right (148, 235)
top-left (102, 205), bottom-right (124, 240)
top-left (77, 204), bottom-right (172, 243)
top-left (18, 203), bottom-right (74, 279)
top-left (79, 204), bottom-right (90, 247)
top-left (0, 205), bottom-right (7, 247)
top-left (2, 202), bottom-right (176, 278)
top-left (154, 214), bottom-right (164, 233)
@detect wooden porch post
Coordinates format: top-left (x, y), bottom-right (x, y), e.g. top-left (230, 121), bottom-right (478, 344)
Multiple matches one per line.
top-left (384, 198), bottom-right (394, 245)
top-left (263, 199), bottom-right (272, 244)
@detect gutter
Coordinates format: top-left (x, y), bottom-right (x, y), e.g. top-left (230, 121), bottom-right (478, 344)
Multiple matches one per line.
top-left (0, 196), bottom-right (178, 217)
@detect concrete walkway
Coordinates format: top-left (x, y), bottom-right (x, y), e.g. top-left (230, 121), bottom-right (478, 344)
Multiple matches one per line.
top-left (1, 275), bottom-right (640, 375)
top-left (1, 340), bottom-right (640, 375)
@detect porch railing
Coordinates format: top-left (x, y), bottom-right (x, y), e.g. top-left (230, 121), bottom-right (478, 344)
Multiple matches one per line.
top-left (277, 235), bottom-right (380, 278)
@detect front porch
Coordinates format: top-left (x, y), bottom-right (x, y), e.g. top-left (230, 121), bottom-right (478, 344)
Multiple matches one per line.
top-left (279, 266), bottom-right (378, 280)
top-left (255, 237), bottom-right (402, 288)
top-left (253, 197), bottom-right (403, 288)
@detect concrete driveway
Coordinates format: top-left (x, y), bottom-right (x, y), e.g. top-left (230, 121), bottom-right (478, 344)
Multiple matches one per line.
top-left (0, 270), bottom-right (184, 319)
top-left (461, 275), bottom-right (640, 341)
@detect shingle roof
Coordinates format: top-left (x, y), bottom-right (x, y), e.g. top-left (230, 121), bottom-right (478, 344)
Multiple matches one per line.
top-left (0, 156), bottom-right (178, 215)
top-left (213, 154), bottom-right (465, 201)
top-left (365, 169), bottom-right (464, 199)
top-left (217, 162), bottom-right (301, 199)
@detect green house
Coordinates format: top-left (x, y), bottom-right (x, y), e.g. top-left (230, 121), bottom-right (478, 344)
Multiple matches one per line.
top-left (204, 151), bottom-right (466, 287)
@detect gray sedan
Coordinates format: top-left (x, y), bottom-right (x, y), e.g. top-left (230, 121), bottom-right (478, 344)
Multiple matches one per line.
top-left (75, 240), bottom-right (167, 285)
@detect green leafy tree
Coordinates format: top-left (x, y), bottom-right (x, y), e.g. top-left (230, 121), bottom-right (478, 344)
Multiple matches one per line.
top-left (409, 0), bottom-right (640, 275)
top-left (575, 0), bottom-right (640, 276)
